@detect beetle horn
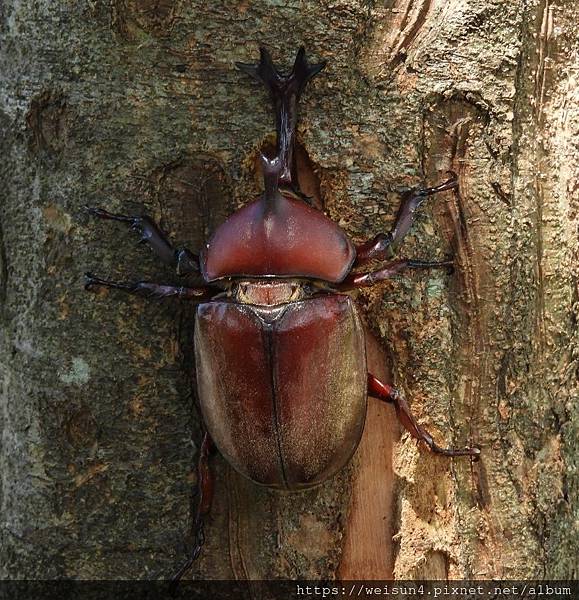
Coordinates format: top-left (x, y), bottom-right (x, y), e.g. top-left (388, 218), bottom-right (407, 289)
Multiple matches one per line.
top-left (260, 153), bottom-right (283, 210)
top-left (235, 47), bottom-right (281, 88)
top-left (238, 47), bottom-right (325, 201)
top-left (235, 46), bottom-right (326, 96)
top-left (290, 46), bottom-right (326, 95)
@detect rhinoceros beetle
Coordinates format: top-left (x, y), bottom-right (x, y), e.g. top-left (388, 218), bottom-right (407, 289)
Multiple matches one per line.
top-left (85, 47), bottom-right (480, 581)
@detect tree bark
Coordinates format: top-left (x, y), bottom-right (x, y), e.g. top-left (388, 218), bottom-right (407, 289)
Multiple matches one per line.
top-left (0, 0), bottom-right (577, 581)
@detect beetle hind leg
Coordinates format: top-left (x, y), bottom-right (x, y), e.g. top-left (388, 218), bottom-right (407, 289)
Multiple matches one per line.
top-left (367, 373), bottom-right (480, 459)
top-left (170, 432), bottom-right (216, 588)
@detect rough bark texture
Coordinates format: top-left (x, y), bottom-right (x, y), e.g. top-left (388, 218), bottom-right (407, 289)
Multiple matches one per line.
top-left (1, 0), bottom-right (577, 581)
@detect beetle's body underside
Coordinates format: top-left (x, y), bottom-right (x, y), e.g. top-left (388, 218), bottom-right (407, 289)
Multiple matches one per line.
top-left (85, 46), bottom-right (480, 583)
top-left (196, 283), bottom-right (367, 490)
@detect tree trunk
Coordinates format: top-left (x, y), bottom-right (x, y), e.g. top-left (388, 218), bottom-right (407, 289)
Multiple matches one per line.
top-left (0, 0), bottom-right (576, 581)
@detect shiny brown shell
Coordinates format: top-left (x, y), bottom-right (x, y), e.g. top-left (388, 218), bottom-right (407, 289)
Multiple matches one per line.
top-left (194, 294), bottom-right (367, 490)
top-left (200, 193), bottom-right (356, 284)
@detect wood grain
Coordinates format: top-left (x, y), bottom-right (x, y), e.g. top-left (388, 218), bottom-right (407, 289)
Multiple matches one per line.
top-left (337, 330), bottom-right (399, 580)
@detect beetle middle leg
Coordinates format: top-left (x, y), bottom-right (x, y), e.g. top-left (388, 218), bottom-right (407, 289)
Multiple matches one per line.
top-left (367, 373), bottom-right (480, 459)
top-left (84, 273), bottom-right (216, 301)
top-left (170, 431), bottom-right (216, 587)
top-left (338, 258), bottom-right (453, 290)
top-left (354, 173), bottom-right (458, 267)
top-left (87, 207), bottom-right (199, 276)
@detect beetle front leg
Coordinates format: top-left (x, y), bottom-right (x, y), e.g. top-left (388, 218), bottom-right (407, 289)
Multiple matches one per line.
top-left (338, 258), bottom-right (453, 290)
top-left (84, 273), bottom-right (216, 301)
top-left (354, 173), bottom-right (458, 267)
top-left (87, 208), bottom-right (199, 276)
top-left (367, 373), bottom-right (480, 459)
top-left (171, 432), bottom-right (216, 586)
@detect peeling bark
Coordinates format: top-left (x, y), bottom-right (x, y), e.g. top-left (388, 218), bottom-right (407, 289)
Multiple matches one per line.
top-left (0, 0), bottom-right (576, 582)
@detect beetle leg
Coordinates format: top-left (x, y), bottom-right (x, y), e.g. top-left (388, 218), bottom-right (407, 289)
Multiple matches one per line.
top-left (338, 258), bottom-right (453, 290)
top-left (236, 47), bottom-right (325, 199)
top-left (354, 173), bottom-right (458, 267)
top-left (87, 207), bottom-right (199, 276)
top-left (84, 272), bottom-right (216, 301)
top-left (170, 432), bottom-right (216, 586)
top-left (367, 373), bottom-right (480, 459)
